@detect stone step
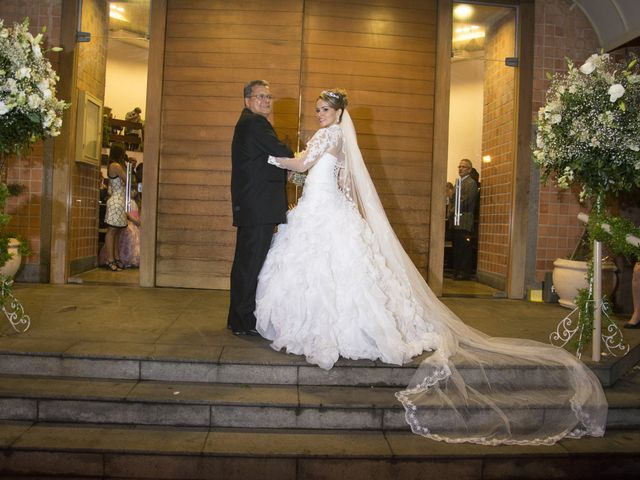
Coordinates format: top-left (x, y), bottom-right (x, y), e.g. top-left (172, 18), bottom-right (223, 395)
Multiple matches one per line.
top-left (1, 421), bottom-right (638, 479)
top-left (0, 375), bottom-right (638, 431)
top-left (0, 348), bottom-right (587, 389)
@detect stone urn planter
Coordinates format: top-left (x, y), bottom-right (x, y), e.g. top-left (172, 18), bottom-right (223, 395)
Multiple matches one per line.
top-left (0, 238), bottom-right (22, 278)
top-left (552, 258), bottom-right (617, 309)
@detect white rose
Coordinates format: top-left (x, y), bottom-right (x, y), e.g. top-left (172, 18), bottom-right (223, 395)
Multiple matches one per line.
top-left (5, 78), bottom-right (17, 93)
top-left (0, 101), bottom-right (8, 115)
top-left (32, 43), bottom-right (42, 59)
top-left (16, 67), bottom-right (31, 79)
top-left (608, 83), bottom-right (625, 102)
top-left (579, 54), bottom-right (598, 74)
top-left (28, 94), bottom-right (41, 109)
top-left (0, 29), bottom-right (8, 39)
top-left (550, 114), bottom-right (562, 124)
top-left (629, 143), bottom-right (640, 152)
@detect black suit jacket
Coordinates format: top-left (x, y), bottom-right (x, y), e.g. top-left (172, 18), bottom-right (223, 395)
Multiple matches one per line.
top-left (231, 108), bottom-right (293, 226)
top-left (452, 176), bottom-right (479, 232)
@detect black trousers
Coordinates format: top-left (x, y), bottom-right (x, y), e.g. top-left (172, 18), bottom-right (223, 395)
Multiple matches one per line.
top-left (227, 224), bottom-right (275, 332)
top-left (452, 229), bottom-right (473, 278)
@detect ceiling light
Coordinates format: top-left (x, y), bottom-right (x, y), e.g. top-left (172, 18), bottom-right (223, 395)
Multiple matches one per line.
top-left (109, 10), bottom-right (128, 21)
top-left (453, 4), bottom-right (473, 20)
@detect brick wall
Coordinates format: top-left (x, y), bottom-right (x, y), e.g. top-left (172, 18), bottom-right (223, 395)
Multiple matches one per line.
top-left (477, 12), bottom-right (516, 285)
top-left (1, 1), bottom-right (62, 276)
top-left (532, 0), bottom-right (601, 281)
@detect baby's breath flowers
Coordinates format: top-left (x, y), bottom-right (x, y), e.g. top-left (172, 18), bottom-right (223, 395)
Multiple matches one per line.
top-left (0, 19), bottom-right (68, 156)
top-left (533, 53), bottom-right (640, 201)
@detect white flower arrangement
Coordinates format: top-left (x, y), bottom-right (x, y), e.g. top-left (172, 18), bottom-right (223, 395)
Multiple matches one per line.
top-left (0, 18), bottom-right (67, 156)
top-left (533, 53), bottom-right (640, 201)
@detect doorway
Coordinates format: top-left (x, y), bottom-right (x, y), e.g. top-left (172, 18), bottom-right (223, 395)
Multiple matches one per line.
top-left (76, 0), bottom-right (150, 286)
top-left (443, 2), bottom-right (517, 297)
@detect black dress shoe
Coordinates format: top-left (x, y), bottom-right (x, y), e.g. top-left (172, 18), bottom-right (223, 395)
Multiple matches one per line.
top-left (232, 328), bottom-right (261, 336)
top-left (623, 322), bottom-right (640, 329)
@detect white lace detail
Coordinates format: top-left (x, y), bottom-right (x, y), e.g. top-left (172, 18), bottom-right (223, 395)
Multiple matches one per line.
top-left (255, 110), bottom-right (607, 446)
top-left (267, 155), bottom-right (282, 167)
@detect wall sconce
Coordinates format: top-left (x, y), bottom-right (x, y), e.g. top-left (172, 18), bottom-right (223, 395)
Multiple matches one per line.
top-left (482, 155), bottom-right (492, 163)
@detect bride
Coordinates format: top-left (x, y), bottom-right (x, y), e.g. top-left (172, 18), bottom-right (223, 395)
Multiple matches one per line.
top-left (255, 88), bottom-right (607, 445)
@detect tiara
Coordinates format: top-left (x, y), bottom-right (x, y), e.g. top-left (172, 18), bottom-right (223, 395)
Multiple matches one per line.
top-left (322, 90), bottom-right (340, 100)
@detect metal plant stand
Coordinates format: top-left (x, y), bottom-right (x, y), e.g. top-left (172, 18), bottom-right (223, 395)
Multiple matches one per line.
top-left (1, 276), bottom-right (30, 333)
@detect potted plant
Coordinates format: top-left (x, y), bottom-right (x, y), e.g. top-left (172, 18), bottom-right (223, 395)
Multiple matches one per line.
top-left (534, 52), bottom-right (640, 354)
top-left (0, 18), bottom-right (67, 331)
top-left (552, 230), bottom-right (617, 308)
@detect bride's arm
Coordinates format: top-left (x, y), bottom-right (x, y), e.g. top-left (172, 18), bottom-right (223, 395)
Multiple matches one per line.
top-left (268, 127), bottom-right (338, 172)
top-left (267, 153), bottom-right (308, 172)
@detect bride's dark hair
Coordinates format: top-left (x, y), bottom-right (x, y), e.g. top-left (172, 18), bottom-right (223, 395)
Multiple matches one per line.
top-left (318, 88), bottom-right (348, 121)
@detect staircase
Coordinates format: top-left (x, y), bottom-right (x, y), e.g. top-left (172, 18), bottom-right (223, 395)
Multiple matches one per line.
top-left (1, 342), bottom-right (639, 479)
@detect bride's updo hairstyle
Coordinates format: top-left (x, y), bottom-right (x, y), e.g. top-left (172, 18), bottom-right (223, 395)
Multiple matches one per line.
top-left (318, 88), bottom-right (348, 122)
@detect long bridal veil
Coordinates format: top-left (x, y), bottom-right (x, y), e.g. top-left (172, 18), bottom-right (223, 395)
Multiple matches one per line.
top-left (339, 110), bottom-right (607, 445)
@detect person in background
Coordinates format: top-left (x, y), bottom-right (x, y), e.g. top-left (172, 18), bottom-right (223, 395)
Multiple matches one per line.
top-left (451, 158), bottom-right (479, 280)
top-left (624, 262), bottom-right (640, 328)
top-left (103, 144), bottom-right (128, 271)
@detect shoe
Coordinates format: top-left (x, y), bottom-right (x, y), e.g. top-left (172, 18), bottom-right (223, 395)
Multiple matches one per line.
top-left (623, 322), bottom-right (640, 329)
top-left (106, 261), bottom-right (121, 272)
top-left (232, 328), bottom-right (261, 337)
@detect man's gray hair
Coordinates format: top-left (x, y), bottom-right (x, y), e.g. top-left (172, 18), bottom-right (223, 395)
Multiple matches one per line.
top-left (244, 80), bottom-right (270, 98)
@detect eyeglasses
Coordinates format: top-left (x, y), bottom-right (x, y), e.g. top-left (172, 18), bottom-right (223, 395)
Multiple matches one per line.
top-left (249, 94), bottom-right (273, 101)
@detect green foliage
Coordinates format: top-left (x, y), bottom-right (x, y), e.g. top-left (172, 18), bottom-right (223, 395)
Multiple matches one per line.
top-left (589, 212), bottom-right (640, 261)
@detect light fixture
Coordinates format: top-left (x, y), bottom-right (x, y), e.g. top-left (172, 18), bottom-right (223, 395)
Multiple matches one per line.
top-left (453, 4), bottom-right (474, 20)
top-left (482, 155), bottom-right (492, 163)
top-left (109, 3), bottom-right (127, 21)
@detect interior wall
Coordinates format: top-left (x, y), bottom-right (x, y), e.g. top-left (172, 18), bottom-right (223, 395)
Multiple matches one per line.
top-left (447, 59), bottom-right (484, 184)
top-left (104, 39), bottom-right (149, 119)
top-left (476, 11), bottom-right (516, 290)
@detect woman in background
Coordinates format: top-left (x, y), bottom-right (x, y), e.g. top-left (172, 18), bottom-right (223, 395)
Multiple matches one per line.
top-left (103, 145), bottom-right (128, 271)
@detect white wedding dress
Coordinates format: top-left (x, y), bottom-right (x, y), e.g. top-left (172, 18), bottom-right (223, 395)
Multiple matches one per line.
top-left (256, 124), bottom-right (440, 370)
top-left (255, 111), bottom-right (607, 445)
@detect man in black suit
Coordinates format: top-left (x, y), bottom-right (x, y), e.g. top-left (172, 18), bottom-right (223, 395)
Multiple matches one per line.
top-left (227, 80), bottom-right (293, 335)
top-left (452, 158), bottom-right (479, 280)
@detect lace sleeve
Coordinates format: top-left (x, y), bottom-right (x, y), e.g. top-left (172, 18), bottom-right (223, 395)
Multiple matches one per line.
top-left (267, 126), bottom-right (340, 172)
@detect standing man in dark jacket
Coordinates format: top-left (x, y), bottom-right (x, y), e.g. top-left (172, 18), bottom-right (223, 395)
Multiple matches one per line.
top-left (228, 80), bottom-right (293, 335)
top-left (452, 158), bottom-right (479, 280)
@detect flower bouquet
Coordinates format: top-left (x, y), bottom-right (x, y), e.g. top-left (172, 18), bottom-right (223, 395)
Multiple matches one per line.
top-left (535, 53), bottom-right (640, 358)
top-left (0, 18), bottom-right (67, 162)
